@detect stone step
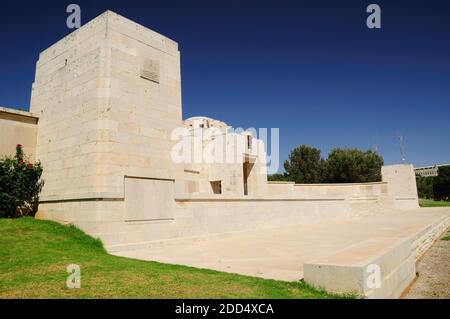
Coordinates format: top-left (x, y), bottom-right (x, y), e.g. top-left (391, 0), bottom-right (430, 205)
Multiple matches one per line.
top-left (303, 213), bottom-right (449, 298)
top-left (304, 236), bottom-right (414, 298)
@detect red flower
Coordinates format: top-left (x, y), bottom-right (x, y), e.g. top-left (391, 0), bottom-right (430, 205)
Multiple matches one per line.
top-left (28, 163), bottom-right (33, 168)
top-left (19, 159), bottom-right (24, 164)
top-left (16, 144), bottom-right (22, 148)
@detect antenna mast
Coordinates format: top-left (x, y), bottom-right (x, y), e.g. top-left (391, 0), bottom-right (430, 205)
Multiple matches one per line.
top-left (397, 133), bottom-right (406, 163)
top-left (372, 133), bottom-right (379, 153)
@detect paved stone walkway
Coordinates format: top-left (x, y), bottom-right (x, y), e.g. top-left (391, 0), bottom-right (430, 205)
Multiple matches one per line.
top-left (114, 208), bottom-right (450, 282)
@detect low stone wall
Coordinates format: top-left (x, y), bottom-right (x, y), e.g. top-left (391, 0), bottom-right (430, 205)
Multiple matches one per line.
top-left (172, 195), bottom-right (353, 238)
top-left (37, 193), bottom-right (387, 252)
top-left (37, 167), bottom-right (419, 252)
top-left (267, 181), bottom-right (389, 198)
top-left (412, 213), bottom-right (450, 260)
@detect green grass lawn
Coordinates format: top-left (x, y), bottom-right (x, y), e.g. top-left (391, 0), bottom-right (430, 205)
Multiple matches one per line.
top-left (0, 217), bottom-right (348, 299)
top-left (419, 199), bottom-right (450, 208)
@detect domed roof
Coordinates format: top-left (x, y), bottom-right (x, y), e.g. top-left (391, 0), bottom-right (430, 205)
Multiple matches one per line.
top-left (184, 116), bottom-right (229, 131)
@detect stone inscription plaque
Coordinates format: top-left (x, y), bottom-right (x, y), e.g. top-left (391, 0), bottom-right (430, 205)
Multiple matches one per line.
top-left (140, 59), bottom-right (160, 83)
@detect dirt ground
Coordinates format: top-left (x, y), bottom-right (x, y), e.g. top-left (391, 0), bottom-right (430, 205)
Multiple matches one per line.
top-left (404, 230), bottom-right (450, 299)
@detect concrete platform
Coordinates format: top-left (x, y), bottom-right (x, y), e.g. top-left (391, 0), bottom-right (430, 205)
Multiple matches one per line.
top-left (113, 207), bottom-right (450, 296)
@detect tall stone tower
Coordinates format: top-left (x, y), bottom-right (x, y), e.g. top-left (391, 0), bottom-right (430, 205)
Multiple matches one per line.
top-left (31, 11), bottom-right (182, 241)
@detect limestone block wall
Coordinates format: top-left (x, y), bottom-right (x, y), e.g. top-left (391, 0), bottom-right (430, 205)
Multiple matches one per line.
top-left (267, 181), bottom-right (388, 198)
top-left (30, 11), bottom-right (182, 203)
top-left (294, 182), bottom-right (387, 197)
top-left (266, 182), bottom-right (296, 196)
top-left (175, 131), bottom-right (268, 196)
top-left (411, 212), bottom-right (450, 260)
top-left (104, 12), bottom-right (182, 185)
top-left (266, 164), bottom-right (417, 209)
top-left (0, 107), bottom-right (38, 160)
top-left (104, 193), bottom-right (354, 251)
top-left (30, 13), bottom-right (111, 200)
top-left (382, 164), bottom-right (419, 210)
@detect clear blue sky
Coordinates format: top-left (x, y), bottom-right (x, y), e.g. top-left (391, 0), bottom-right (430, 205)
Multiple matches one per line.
top-left (0, 0), bottom-right (449, 171)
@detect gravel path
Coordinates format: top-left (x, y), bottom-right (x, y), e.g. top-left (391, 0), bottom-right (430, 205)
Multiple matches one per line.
top-left (404, 229), bottom-right (450, 299)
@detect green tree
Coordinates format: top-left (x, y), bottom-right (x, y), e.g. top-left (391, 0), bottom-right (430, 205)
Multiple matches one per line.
top-left (416, 176), bottom-right (434, 199)
top-left (323, 148), bottom-right (383, 183)
top-left (433, 166), bottom-right (450, 201)
top-left (283, 145), bottom-right (325, 183)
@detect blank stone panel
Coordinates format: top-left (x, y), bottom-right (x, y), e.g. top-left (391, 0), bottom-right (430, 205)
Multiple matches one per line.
top-left (124, 177), bottom-right (174, 221)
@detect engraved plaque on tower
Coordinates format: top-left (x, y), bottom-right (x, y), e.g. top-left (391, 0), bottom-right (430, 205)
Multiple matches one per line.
top-left (140, 59), bottom-right (160, 83)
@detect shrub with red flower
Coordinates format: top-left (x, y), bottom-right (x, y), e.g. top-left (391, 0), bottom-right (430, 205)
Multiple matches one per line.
top-left (0, 144), bottom-right (44, 218)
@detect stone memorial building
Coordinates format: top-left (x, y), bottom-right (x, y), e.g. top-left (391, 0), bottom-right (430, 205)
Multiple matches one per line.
top-left (0, 11), bottom-right (420, 251)
top-left (3, 11), bottom-right (445, 299)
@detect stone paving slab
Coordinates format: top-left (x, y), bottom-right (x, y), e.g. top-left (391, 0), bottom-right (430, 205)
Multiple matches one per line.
top-left (113, 208), bottom-right (450, 282)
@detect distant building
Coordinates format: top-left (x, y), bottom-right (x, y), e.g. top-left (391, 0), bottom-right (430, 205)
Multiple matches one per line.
top-left (415, 163), bottom-right (450, 177)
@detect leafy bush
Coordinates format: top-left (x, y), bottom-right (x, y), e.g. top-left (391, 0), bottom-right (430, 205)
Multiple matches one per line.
top-left (0, 144), bottom-right (44, 218)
